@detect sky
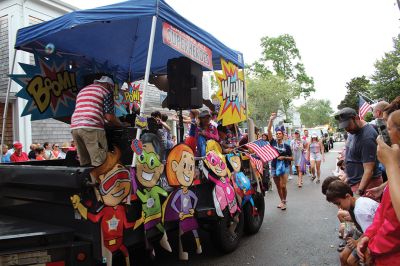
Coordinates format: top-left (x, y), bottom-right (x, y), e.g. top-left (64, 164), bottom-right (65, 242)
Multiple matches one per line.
top-left (66, 0), bottom-right (400, 110)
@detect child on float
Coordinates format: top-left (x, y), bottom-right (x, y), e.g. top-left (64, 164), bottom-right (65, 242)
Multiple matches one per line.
top-left (196, 110), bottom-right (219, 157)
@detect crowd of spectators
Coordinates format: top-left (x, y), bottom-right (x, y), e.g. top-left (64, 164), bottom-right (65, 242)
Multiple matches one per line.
top-left (1, 140), bottom-right (76, 163)
top-left (323, 97), bottom-right (400, 266)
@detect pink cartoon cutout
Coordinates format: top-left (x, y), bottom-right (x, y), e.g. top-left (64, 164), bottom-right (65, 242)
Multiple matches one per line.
top-left (200, 140), bottom-right (239, 231)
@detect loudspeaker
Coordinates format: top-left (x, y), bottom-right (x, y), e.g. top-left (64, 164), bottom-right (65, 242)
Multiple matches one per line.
top-left (167, 57), bottom-right (203, 110)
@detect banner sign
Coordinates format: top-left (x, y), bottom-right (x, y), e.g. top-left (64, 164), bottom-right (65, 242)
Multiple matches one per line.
top-left (214, 58), bottom-right (246, 126)
top-left (162, 22), bottom-right (213, 70)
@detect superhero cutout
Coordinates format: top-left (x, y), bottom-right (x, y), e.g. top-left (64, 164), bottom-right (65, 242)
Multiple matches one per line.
top-left (226, 153), bottom-right (257, 215)
top-left (200, 140), bottom-right (239, 229)
top-left (70, 147), bottom-right (134, 266)
top-left (134, 133), bottom-right (172, 257)
top-left (163, 144), bottom-right (202, 260)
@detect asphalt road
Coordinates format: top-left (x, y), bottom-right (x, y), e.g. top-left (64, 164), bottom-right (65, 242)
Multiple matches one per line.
top-left (137, 142), bottom-right (345, 266)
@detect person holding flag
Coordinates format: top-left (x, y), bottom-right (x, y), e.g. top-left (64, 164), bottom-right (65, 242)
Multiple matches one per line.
top-left (266, 113), bottom-right (293, 210)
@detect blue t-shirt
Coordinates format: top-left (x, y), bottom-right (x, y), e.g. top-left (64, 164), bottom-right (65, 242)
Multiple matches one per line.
top-left (345, 124), bottom-right (381, 186)
top-left (1, 152), bottom-right (11, 163)
top-left (270, 139), bottom-right (292, 168)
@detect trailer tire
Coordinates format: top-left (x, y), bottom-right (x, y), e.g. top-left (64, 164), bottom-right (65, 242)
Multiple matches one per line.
top-left (244, 192), bottom-right (265, 235)
top-left (211, 209), bottom-right (244, 253)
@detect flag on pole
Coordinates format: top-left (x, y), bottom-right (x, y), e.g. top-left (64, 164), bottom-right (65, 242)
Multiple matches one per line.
top-left (246, 139), bottom-right (279, 163)
top-left (359, 96), bottom-right (372, 120)
top-left (250, 155), bottom-right (264, 174)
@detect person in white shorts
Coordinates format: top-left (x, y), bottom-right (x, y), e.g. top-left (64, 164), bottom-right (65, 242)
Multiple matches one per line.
top-left (307, 133), bottom-right (325, 183)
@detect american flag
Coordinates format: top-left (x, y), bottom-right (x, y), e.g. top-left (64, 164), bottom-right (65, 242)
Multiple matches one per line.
top-left (246, 139), bottom-right (279, 163)
top-left (250, 155), bottom-right (264, 174)
top-left (359, 96), bottom-right (372, 120)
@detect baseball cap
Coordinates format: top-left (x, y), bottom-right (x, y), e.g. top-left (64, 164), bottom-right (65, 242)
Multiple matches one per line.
top-left (199, 110), bottom-right (211, 118)
top-left (14, 142), bottom-right (22, 149)
top-left (311, 133), bottom-right (318, 138)
top-left (294, 129), bottom-right (300, 134)
top-left (334, 107), bottom-right (358, 129)
top-left (94, 76), bottom-right (114, 86)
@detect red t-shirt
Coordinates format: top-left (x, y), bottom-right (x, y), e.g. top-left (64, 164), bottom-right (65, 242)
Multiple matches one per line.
top-left (10, 152), bottom-right (29, 162)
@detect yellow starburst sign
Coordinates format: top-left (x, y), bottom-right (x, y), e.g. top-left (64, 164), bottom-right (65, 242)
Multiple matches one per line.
top-left (214, 58), bottom-right (246, 126)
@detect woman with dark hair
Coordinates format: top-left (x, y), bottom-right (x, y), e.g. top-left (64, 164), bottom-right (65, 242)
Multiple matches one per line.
top-left (267, 113), bottom-right (293, 210)
top-left (307, 133), bottom-right (325, 183)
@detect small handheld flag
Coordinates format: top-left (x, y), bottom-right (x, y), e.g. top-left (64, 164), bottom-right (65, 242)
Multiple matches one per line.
top-left (359, 96), bottom-right (372, 120)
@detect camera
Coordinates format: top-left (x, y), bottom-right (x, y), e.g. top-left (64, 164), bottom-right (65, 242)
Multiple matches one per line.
top-left (376, 118), bottom-right (391, 146)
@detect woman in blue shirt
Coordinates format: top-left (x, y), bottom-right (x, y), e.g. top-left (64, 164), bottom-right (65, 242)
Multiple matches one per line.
top-left (267, 113), bottom-right (293, 210)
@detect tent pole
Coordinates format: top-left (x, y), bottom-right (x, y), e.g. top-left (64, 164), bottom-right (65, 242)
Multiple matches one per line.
top-left (131, 15), bottom-right (158, 167)
top-left (1, 49), bottom-right (17, 161)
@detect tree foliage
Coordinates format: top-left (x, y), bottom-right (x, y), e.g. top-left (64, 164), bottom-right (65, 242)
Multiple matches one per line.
top-left (246, 74), bottom-right (292, 127)
top-left (249, 34), bottom-right (315, 98)
top-left (370, 34), bottom-right (400, 102)
top-left (337, 76), bottom-right (371, 110)
top-left (298, 99), bottom-right (334, 128)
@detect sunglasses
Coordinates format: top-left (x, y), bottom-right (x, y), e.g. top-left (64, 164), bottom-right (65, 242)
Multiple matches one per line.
top-left (206, 152), bottom-right (226, 169)
top-left (99, 168), bottom-right (130, 196)
top-left (136, 150), bottom-right (161, 169)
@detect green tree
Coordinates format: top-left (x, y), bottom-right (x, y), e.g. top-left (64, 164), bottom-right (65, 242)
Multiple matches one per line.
top-left (249, 34), bottom-right (315, 97)
top-left (247, 74), bottom-right (292, 126)
top-left (247, 34), bottom-right (315, 117)
top-left (370, 34), bottom-right (400, 102)
top-left (337, 76), bottom-right (371, 110)
top-left (298, 99), bottom-right (334, 128)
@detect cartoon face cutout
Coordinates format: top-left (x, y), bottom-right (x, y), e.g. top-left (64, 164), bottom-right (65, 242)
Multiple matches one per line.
top-left (172, 151), bottom-right (195, 187)
top-left (227, 154), bottom-right (241, 172)
top-left (136, 134), bottom-right (164, 188)
top-left (205, 150), bottom-right (228, 177)
top-left (166, 144), bottom-right (195, 188)
top-left (98, 163), bottom-right (131, 207)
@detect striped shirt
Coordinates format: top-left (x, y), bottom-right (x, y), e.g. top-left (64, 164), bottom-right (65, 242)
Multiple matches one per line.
top-left (71, 84), bottom-right (114, 129)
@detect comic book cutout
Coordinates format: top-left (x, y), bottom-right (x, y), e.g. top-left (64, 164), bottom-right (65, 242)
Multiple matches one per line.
top-left (214, 58), bottom-right (246, 126)
top-left (135, 116), bottom-right (148, 129)
top-left (134, 133), bottom-right (172, 257)
top-left (226, 153), bottom-right (256, 214)
top-left (201, 140), bottom-right (239, 219)
top-left (70, 147), bottom-right (133, 266)
top-left (163, 144), bottom-right (202, 260)
top-left (10, 51), bottom-right (126, 120)
top-left (131, 139), bottom-right (143, 155)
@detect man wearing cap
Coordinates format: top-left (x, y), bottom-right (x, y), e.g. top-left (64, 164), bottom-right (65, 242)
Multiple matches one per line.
top-left (335, 107), bottom-right (382, 198)
top-left (71, 76), bottom-right (123, 167)
top-left (10, 142), bottom-right (29, 162)
top-left (58, 142), bottom-right (71, 159)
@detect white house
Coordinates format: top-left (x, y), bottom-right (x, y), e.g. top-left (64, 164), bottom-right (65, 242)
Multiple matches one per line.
top-left (0, 0), bottom-right (77, 150)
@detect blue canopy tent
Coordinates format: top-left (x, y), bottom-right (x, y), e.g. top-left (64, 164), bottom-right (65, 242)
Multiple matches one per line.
top-left (2, 0), bottom-right (245, 162)
top-left (14, 0), bottom-right (244, 80)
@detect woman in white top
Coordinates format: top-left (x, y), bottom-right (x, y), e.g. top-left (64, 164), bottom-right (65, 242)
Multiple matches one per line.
top-left (307, 134), bottom-right (325, 183)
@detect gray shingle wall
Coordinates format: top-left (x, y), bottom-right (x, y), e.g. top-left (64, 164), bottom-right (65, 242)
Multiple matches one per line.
top-left (0, 15), bottom-right (9, 100)
top-left (31, 119), bottom-right (71, 145)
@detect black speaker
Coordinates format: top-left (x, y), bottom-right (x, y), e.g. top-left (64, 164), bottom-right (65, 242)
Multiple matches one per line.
top-left (167, 57), bottom-right (203, 110)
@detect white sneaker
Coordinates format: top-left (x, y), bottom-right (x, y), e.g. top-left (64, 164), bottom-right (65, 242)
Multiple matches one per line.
top-left (288, 175), bottom-right (293, 180)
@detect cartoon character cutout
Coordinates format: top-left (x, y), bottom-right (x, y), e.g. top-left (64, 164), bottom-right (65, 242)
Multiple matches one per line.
top-left (201, 140), bottom-right (239, 218)
top-left (135, 133), bottom-right (172, 257)
top-left (71, 147), bottom-right (134, 266)
top-left (163, 144), bottom-right (202, 260)
top-left (226, 153), bottom-right (256, 211)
